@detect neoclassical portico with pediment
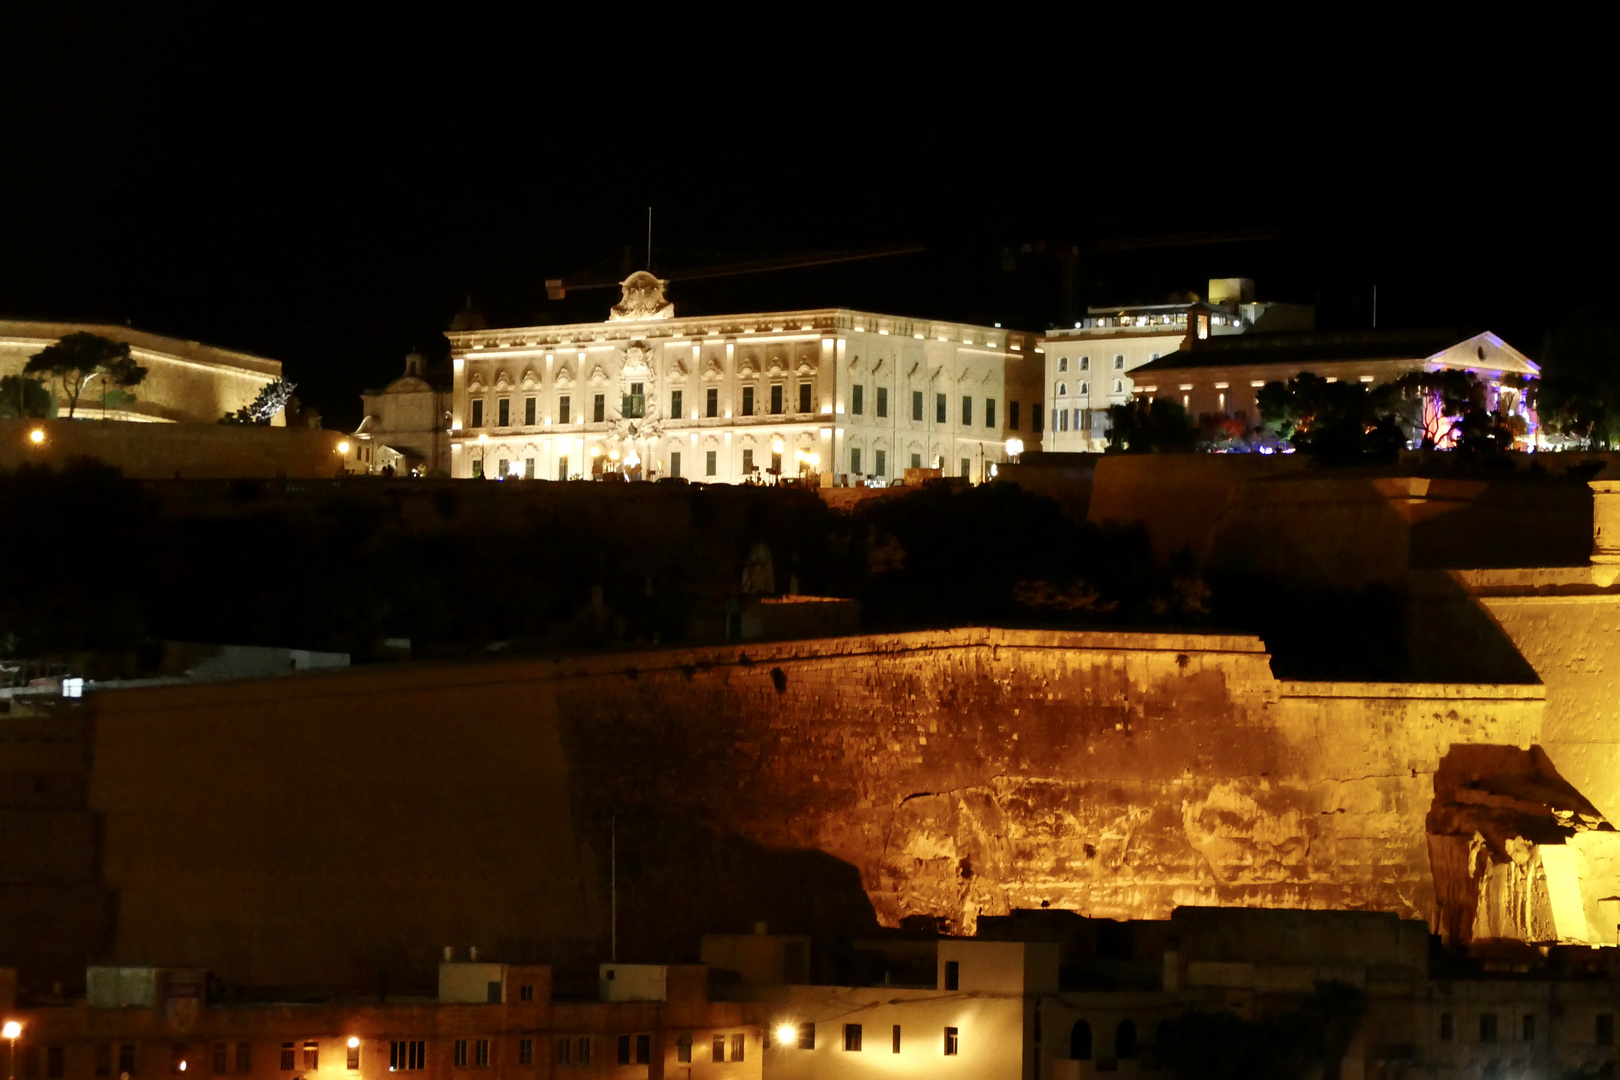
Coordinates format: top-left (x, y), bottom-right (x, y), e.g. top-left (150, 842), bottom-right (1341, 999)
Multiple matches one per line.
top-left (445, 275), bottom-right (1046, 484)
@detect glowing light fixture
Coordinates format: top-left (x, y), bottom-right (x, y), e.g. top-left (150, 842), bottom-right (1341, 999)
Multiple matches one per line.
top-left (3, 1021), bottom-right (21, 1039)
top-left (772, 438), bottom-right (784, 454)
top-left (347, 1039), bottom-right (360, 1050)
top-left (336, 440), bottom-right (351, 454)
top-left (774, 1023), bottom-right (797, 1047)
top-left (1005, 438), bottom-right (1024, 458)
top-left (28, 428), bottom-right (44, 445)
top-left (179, 1063), bottom-right (187, 1072)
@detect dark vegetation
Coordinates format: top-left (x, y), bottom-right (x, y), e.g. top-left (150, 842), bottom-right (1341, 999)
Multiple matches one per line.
top-left (1153, 982), bottom-right (1365, 1080)
top-left (0, 463), bottom-right (1211, 665)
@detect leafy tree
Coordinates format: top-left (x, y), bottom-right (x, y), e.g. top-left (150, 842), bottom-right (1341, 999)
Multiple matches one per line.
top-left (0, 374), bottom-right (57, 419)
top-left (1105, 397), bottom-right (1197, 452)
top-left (23, 332), bottom-right (148, 418)
top-left (1256, 373), bottom-right (1403, 463)
top-left (221, 378), bottom-right (297, 424)
top-left (1538, 308), bottom-right (1620, 448)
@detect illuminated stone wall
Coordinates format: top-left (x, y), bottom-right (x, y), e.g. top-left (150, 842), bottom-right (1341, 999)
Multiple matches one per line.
top-left (66, 628), bottom-right (1550, 989)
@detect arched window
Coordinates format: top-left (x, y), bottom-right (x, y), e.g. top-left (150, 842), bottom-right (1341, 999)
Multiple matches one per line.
top-left (1069, 1020), bottom-right (1092, 1060)
top-left (1057, 383), bottom-right (1066, 397)
top-left (1113, 379), bottom-right (1124, 395)
top-left (1115, 1019), bottom-right (1138, 1059)
top-left (1079, 382), bottom-right (1089, 397)
top-left (1058, 357), bottom-right (1068, 372)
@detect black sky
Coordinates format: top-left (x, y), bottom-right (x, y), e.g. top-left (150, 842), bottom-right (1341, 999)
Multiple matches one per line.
top-left (1, 11), bottom-right (1611, 428)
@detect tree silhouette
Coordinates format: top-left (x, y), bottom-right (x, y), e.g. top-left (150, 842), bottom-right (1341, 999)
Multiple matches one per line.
top-left (23, 332), bottom-right (148, 418)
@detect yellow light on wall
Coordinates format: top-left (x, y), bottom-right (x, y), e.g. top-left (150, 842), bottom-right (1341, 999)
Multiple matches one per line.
top-left (348, 1038), bottom-right (360, 1049)
top-left (28, 428), bottom-right (45, 445)
top-left (774, 1023), bottom-right (796, 1046)
top-left (336, 440), bottom-right (351, 454)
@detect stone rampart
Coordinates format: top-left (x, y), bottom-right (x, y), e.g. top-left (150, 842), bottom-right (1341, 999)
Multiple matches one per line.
top-left (0, 418), bottom-right (348, 478)
top-left (59, 628), bottom-right (1551, 989)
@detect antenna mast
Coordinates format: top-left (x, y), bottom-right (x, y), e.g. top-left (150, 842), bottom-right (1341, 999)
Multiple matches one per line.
top-left (646, 208), bottom-right (653, 271)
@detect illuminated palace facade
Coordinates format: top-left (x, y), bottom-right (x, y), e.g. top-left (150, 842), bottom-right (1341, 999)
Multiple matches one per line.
top-left (443, 274), bottom-right (1045, 484)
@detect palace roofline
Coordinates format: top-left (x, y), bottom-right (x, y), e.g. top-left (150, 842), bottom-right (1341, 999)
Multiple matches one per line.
top-left (446, 308), bottom-right (1042, 353)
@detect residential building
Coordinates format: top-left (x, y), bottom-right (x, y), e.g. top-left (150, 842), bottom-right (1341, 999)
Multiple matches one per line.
top-left (0, 960), bottom-right (760, 1080)
top-left (443, 274), bottom-right (1044, 484)
top-left (354, 351), bottom-right (453, 476)
top-left (1128, 328), bottom-right (1540, 446)
top-left (0, 320), bottom-right (283, 425)
top-left (1038, 278), bottom-right (1314, 451)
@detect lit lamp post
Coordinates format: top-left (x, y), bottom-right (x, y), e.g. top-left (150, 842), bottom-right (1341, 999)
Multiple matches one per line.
top-left (4, 1021), bottom-right (22, 1080)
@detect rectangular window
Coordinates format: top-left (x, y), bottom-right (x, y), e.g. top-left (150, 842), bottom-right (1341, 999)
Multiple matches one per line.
top-left (844, 1025), bottom-right (862, 1052)
top-left (852, 385), bottom-right (864, 415)
top-left (1522, 1013), bottom-right (1535, 1041)
top-left (910, 390), bottom-right (921, 421)
top-left (742, 386), bottom-right (755, 416)
top-left (986, 398), bottom-right (996, 428)
top-left (303, 1044), bottom-right (317, 1072)
top-left (280, 1045), bottom-right (295, 1072)
top-left (524, 457), bottom-right (534, 479)
top-left (518, 1041), bottom-right (532, 1067)
top-left (850, 448), bottom-right (861, 474)
top-left (960, 458), bottom-right (970, 479)
top-left (454, 1041), bottom-right (468, 1068)
top-left (796, 1024), bottom-right (815, 1050)
top-left (961, 396), bottom-right (972, 426)
top-left (555, 1039), bottom-right (570, 1066)
top-left (212, 1046), bottom-right (228, 1076)
top-left (497, 398), bottom-right (510, 426)
top-left (670, 389), bottom-right (683, 419)
top-left (471, 399), bottom-right (484, 427)
top-left (729, 1035), bottom-right (744, 1062)
top-left (592, 394), bottom-right (605, 422)
top-left (346, 1044), bottom-right (359, 1071)
top-left (1033, 404), bottom-right (1042, 433)
top-left (468, 457), bottom-right (480, 479)
top-left (46, 1048), bottom-right (63, 1080)
top-left (559, 396), bottom-right (571, 424)
top-left (1080, 356), bottom-right (1090, 371)
top-left (770, 450), bottom-right (782, 475)
top-left (943, 1028), bottom-right (959, 1056)
top-left (799, 382), bottom-right (812, 413)
top-left (576, 1038), bottom-right (590, 1065)
top-left (616, 1038), bottom-right (630, 1067)
top-left (474, 1041), bottom-right (489, 1068)
top-left (1439, 1013), bottom-right (1453, 1040)
top-left (623, 382), bottom-right (645, 419)
top-left (742, 448), bottom-right (754, 473)
top-left (874, 449), bottom-right (886, 477)
top-left (712, 1037), bottom-right (724, 1064)
top-left (1114, 355), bottom-right (1124, 370)
top-left (705, 450), bottom-right (716, 476)
top-left (770, 384), bottom-right (783, 415)
top-left (1599, 1013), bottom-right (1615, 1045)
top-left (524, 397), bottom-right (536, 425)
top-left (675, 1036), bottom-right (690, 1066)
top-left (892, 1026), bottom-right (901, 1054)
top-left (876, 387), bottom-right (888, 417)
top-left (1008, 401), bottom-right (1020, 430)
top-left (910, 453), bottom-right (921, 470)
top-left (670, 451), bottom-right (681, 478)
top-left (1480, 1014), bottom-right (1497, 1043)
top-left (96, 1047), bottom-right (111, 1078)
top-left (705, 387), bottom-right (718, 417)
top-left (557, 455), bottom-right (569, 481)
top-left (634, 1036), bottom-right (650, 1066)
top-left (936, 393), bottom-right (946, 424)
top-left (1059, 409), bottom-right (1068, 432)
top-left (389, 1042), bottom-right (424, 1072)
top-left (496, 458), bottom-right (508, 479)
top-left (234, 1046), bottom-right (250, 1075)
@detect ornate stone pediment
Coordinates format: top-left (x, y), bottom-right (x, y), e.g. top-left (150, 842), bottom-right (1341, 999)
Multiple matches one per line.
top-left (702, 357), bottom-right (724, 380)
top-left (554, 366), bottom-right (574, 388)
top-left (520, 368), bottom-right (540, 388)
top-left (493, 370), bottom-right (513, 390)
top-left (766, 356), bottom-right (785, 375)
top-left (467, 373), bottom-right (488, 392)
top-left (795, 359), bottom-right (816, 376)
top-left (738, 358), bottom-right (760, 378)
top-left (669, 357), bottom-right (689, 378)
top-left (588, 365), bottom-right (609, 386)
top-left (621, 340), bottom-right (654, 375)
top-left (609, 272), bottom-right (674, 322)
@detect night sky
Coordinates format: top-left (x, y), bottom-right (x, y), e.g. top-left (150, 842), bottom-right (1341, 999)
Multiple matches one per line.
top-left (2, 12), bottom-right (1608, 429)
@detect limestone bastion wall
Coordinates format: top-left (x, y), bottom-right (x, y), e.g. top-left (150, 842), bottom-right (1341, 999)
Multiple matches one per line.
top-left (82, 628), bottom-right (1543, 988)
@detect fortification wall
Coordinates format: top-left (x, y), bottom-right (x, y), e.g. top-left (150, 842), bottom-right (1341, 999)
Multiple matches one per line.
top-left (0, 418), bottom-right (347, 478)
top-left (74, 629), bottom-right (1545, 989)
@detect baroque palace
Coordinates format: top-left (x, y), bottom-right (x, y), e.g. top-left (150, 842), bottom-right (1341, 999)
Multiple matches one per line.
top-left (439, 273), bottom-right (1045, 484)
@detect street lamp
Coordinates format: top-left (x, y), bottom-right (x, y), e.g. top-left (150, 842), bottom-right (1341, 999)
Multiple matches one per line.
top-left (4, 1021), bottom-right (22, 1080)
top-left (1005, 437), bottom-right (1024, 462)
top-left (27, 428), bottom-right (44, 446)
